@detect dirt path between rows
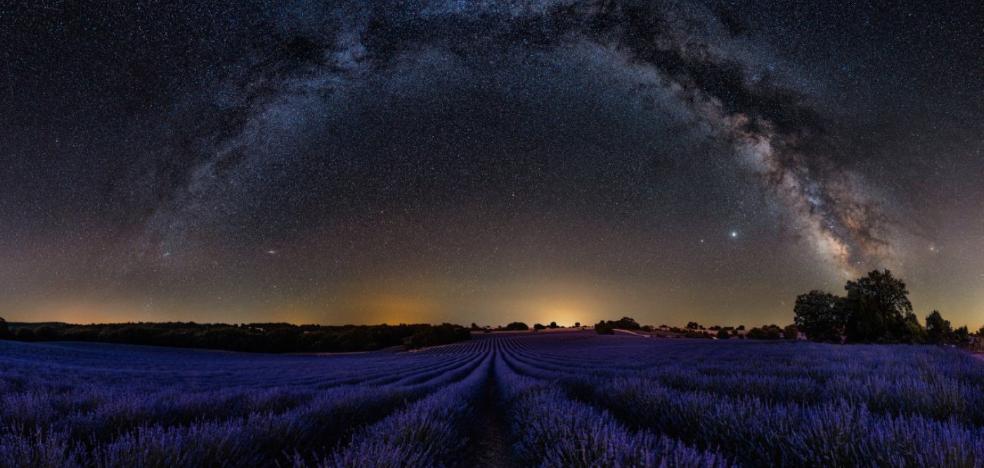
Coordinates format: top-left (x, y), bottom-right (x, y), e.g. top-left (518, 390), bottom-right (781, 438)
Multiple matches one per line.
top-left (466, 355), bottom-right (516, 468)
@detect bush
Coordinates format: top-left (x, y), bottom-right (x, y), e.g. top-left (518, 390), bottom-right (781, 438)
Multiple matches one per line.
top-left (594, 321), bottom-right (614, 335)
top-left (594, 317), bottom-right (640, 334)
top-left (504, 322), bottom-right (530, 331)
top-left (403, 324), bottom-right (471, 349)
top-left (14, 328), bottom-right (34, 341)
top-left (747, 325), bottom-right (782, 340)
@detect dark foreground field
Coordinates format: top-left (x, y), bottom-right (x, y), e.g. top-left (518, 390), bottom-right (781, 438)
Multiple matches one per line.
top-left (1, 333), bottom-right (983, 467)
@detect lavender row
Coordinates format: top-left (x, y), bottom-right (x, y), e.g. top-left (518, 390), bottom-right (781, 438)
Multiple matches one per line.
top-left (504, 336), bottom-right (984, 425)
top-left (497, 334), bottom-right (984, 466)
top-left (0, 339), bottom-right (492, 466)
top-left (316, 355), bottom-right (493, 467)
top-left (494, 350), bottom-right (733, 467)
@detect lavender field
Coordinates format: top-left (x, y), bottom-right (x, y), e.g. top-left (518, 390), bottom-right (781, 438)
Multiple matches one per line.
top-left (2, 333), bottom-right (984, 467)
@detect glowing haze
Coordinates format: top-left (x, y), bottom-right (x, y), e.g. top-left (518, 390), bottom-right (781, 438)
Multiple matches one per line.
top-left (2, 1), bottom-right (982, 328)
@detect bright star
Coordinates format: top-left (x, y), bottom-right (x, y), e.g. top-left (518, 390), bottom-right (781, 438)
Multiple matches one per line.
top-left (729, 230), bottom-right (738, 239)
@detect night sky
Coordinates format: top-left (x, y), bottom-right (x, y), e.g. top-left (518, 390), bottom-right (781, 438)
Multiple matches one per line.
top-left (3, 1), bottom-right (983, 328)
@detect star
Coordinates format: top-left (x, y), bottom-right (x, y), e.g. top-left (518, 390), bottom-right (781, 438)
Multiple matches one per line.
top-left (729, 230), bottom-right (738, 239)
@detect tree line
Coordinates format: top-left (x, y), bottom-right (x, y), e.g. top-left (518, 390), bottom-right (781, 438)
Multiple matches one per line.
top-left (0, 319), bottom-right (470, 353)
top-left (794, 269), bottom-right (976, 345)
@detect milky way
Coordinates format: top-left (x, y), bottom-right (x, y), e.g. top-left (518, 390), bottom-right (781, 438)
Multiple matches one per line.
top-left (3, 0), bottom-right (982, 326)
top-left (140, 1), bottom-right (892, 276)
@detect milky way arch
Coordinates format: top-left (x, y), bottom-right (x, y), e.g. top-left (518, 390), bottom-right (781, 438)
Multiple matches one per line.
top-left (137, 0), bottom-right (893, 277)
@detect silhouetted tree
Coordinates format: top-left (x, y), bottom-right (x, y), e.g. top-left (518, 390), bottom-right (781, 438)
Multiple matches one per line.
top-left (469, 322), bottom-right (481, 331)
top-left (954, 326), bottom-right (970, 346)
top-left (716, 329), bottom-right (730, 340)
top-left (594, 320), bottom-right (615, 335)
top-left (843, 270), bottom-right (916, 343)
top-left (783, 324), bottom-right (799, 340)
top-left (925, 310), bottom-right (952, 345)
top-left (794, 290), bottom-right (845, 343)
top-left (903, 312), bottom-right (927, 344)
top-left (613, 317), bottom-right (640, 330)
top-left (686, 321), bottom-right (701, 330)
top-left (404, 323), bottom-right (471, 349)
top-left (548, 321), bottom-right (558, 329)
top-left (0, 317), bottom-right (8, 339)
top-left (504, 322), bottom-right (529, 331)
top-left (747, 325), bottom-right (783, 340)
top-left (793, 270), bottom-right (949, 344)
top-left (574, 322), bottom-right (581, 328)
top-left (533, 323), bottom-right (546, 331)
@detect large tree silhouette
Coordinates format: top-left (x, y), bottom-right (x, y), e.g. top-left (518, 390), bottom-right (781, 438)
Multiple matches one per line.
top-left (793, 291), bottom-right (845, 343)
top-left (794, 270), bottom-right (937, 344)
top-left (925, 310), bottom-right (953, 345)
top-left (843, 270), bottom-right (916, 343)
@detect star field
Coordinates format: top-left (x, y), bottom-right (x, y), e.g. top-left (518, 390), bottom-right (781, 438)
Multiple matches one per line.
top-left (1, 0), bottom-right (982, 328)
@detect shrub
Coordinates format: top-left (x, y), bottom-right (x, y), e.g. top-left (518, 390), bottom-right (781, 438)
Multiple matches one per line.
top-left (594, 321), bottom-right (614, 335)
top-left (403, 324), bottom-right (471, 349)
top-left (504, 322), bottom-right (530, 331)
top-left (747, 325), bottom-right (782, 340)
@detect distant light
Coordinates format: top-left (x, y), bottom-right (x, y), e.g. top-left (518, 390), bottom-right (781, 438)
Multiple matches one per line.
top-left (729, 230), bottom-right (738, 238)
top-left (267, 250), bottom-right (277, 255)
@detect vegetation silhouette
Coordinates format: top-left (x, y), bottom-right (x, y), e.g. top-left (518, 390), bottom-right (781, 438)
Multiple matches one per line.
top-left (594, 316), bottom-right (641, 335)
top-left (503, 322), bottom-right (530, 331)
top-left (794, 269), bottom-right (972, 345)
top-left (0, 321), bottom-right (470, 353)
